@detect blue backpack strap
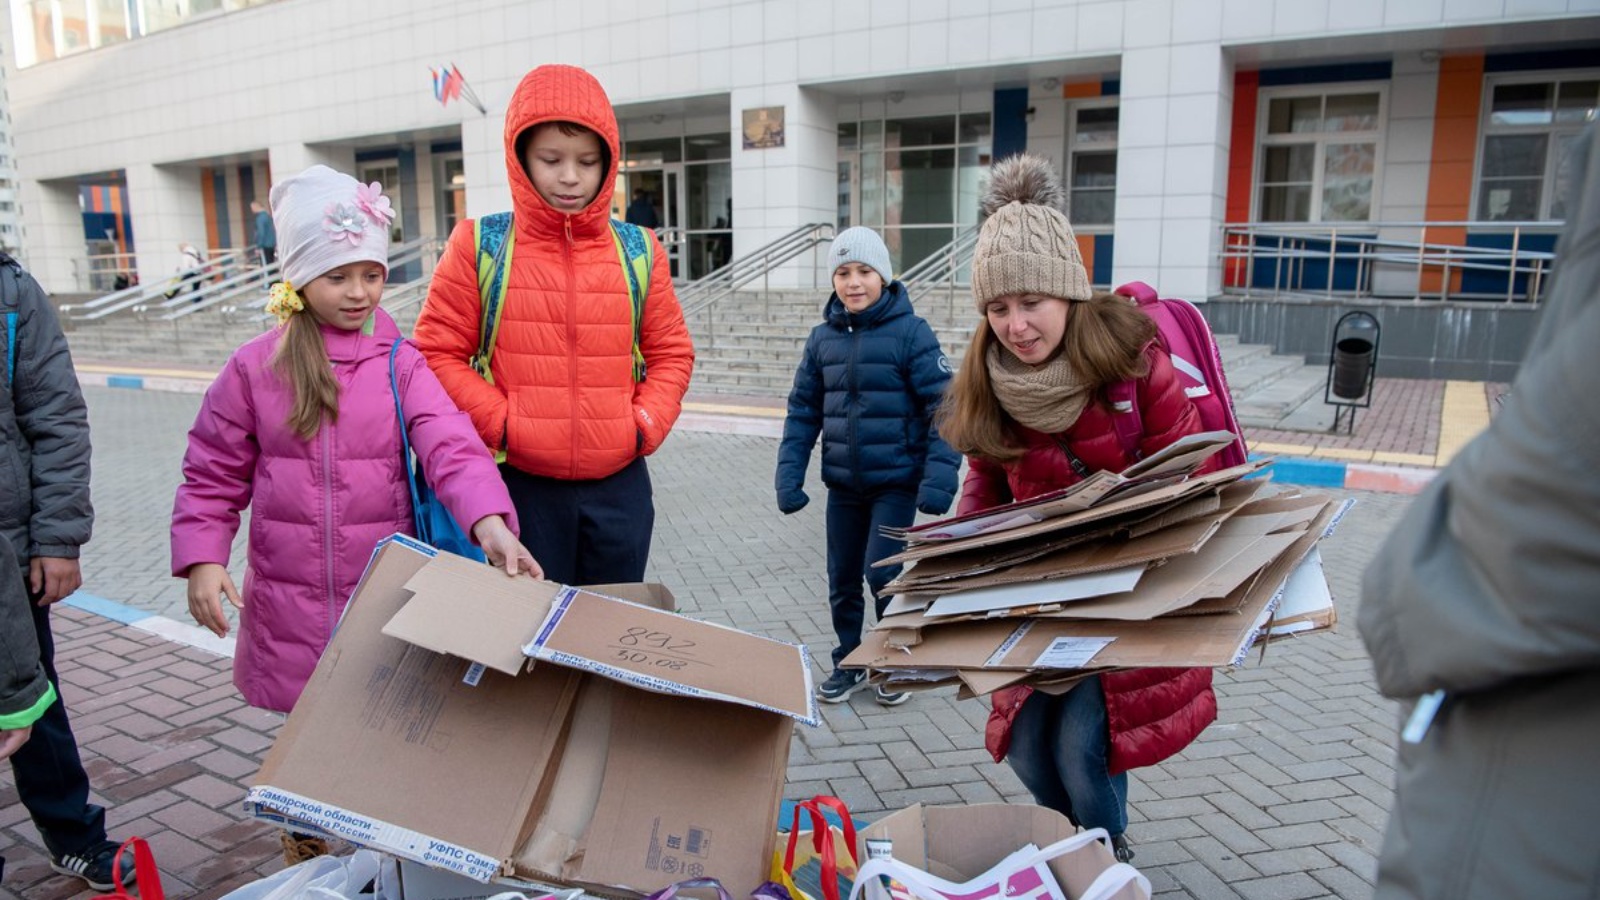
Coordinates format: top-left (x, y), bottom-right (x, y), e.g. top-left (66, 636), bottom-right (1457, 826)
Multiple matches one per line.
top-left (608, 219), bottom-right (654, 382)
top-left (2, 263), bottom-right (17, 388)
top-left (472, 212), bottom-right (515, 381)
top-left (388, 341), bottom-right (428, 542)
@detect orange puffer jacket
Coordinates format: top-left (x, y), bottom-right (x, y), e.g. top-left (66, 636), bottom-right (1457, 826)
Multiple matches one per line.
top-left (414, 65), bottom-right (695, 480)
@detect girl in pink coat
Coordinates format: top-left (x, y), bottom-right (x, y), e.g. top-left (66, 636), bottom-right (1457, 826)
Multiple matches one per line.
top-left (171, 165), bottom-right (541, 717)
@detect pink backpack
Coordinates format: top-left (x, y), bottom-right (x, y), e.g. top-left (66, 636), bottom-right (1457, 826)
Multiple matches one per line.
top-left (1105, 281), bottom-right (1250, 469)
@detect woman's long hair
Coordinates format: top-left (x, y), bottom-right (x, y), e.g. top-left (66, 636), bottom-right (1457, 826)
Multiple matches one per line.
top-left (271, 312), bottom-right (341, 440)
top-left (937, 290), bottom-right (1156, 462)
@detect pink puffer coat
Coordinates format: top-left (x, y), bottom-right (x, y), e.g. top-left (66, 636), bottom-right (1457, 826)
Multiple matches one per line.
top-left (171, 308), bottom-right (516, 713)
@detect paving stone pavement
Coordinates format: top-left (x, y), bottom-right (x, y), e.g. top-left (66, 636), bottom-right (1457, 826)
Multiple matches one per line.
top-left (0, 385), bottom-right (1411, 899)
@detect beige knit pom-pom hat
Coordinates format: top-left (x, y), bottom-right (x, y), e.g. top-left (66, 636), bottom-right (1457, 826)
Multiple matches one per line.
top-left (970, 153), bottom-right (1091, 310)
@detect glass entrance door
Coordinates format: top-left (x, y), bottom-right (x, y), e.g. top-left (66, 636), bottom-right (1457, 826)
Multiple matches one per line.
top-left (623, 164), bottom-right (684, 279)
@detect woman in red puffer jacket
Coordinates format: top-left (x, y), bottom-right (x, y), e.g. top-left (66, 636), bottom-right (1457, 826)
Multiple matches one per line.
top-left (938, 154), bottom-right (1217, 864)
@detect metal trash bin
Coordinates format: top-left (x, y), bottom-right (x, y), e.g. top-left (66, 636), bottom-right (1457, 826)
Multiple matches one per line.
top-left (1325, 311), bottom-right (1380, 433)
top-left (1332, 334), bottom-right (1375, 399)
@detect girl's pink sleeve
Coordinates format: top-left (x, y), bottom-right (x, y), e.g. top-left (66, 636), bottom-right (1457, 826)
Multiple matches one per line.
top-left (397, 343), bottom-right (519, 538)
top-left (170, 355), bottom-right (260, 577)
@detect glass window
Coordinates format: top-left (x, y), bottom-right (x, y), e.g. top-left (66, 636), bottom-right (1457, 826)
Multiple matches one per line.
top-left (838, 105), bottom-right (992, 272)
top-left (1067, 104), bottom-right (1118, 228)
top-left (684, 133), bottom-right (730, 162)
top-left (623, 137), bottom-right (682, 165)
top-left (885, 116), bottom-right (957, 148)
top-left (1477, 74), bottom-right (1597, 221)
top-left (1256, 87), bottom-right (1382, 223)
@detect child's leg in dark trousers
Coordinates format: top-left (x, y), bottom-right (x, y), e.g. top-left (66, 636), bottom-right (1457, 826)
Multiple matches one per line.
top-left (7, 595), bottom-right (107, 859)
top-left (501, 457), bottom-right (655, 585)
top-left (824, 486), bottom-right (915, 667)
top-left (1002, 677), bottom-right (1129, 836)
top-left (863, 487), bottom-right (916, 621)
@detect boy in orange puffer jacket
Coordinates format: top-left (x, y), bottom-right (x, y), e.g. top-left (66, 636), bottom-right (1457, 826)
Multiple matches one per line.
top-left (415, 64), bottom-right (695, 585)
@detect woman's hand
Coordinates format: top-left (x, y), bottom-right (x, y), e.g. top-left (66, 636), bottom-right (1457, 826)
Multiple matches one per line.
top-left (186, 562), bottom-right (242, 638)
top-left (472, 515), bottom-right (544, 579)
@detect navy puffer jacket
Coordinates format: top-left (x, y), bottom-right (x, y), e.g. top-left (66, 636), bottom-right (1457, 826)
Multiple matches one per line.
top-left (776, 281), bottom-right (960, 512)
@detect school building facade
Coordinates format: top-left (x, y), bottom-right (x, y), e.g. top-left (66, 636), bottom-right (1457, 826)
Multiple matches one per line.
top-left (2, 0), bottom-right (1596, 345)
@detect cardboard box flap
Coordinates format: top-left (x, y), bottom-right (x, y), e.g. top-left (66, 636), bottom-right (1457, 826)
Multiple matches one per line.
top-left (250, 540), bottom-right (578, 881)
top-left (525, 587), bottom-right (819, 724)
top-left (387, 552), bottom-right (565, 676)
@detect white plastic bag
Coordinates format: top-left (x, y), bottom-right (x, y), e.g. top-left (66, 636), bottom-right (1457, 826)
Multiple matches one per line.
top-left (219, 849), bottom-right (384, 900)
top-left (847, 829), bottom-right (1150, 900)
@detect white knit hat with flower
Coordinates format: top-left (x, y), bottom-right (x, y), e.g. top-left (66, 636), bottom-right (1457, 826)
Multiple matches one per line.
top-left (268, 164), bottom-right (394, 293)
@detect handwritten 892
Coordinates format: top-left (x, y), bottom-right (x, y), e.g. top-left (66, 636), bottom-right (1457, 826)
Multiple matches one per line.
top-left (611, 626), bottom-right (701, 671)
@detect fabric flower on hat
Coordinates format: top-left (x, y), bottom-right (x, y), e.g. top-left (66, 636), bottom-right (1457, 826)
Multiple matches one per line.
top-left (355, 182), bottom-right (395, 228)
top-left (323, 203), bottom-right (367, 245)
top-left (265, 280), bottom-right (304, 323)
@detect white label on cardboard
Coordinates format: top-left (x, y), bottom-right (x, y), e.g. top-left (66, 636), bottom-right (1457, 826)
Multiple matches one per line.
top-left (864, 837), bottom-right (894, 860)
top-left (1322, 498), bottom-right (1356, 538)
top-left (463, 662), bottom-right (486, 686)
top-left (984, 621), bottom-right (1035, 667)
top-left (245, 785), bottom-right (500, 881)
top-left (1031, 637), bottom-right (1115, 669)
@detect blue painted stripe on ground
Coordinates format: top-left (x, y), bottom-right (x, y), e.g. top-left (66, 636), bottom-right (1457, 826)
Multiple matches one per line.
top-left (107, 375), bottom-right (145, 389)
top-left (1266, 457), bottom-right (1349, 488)
top-left (63, 591), bottom-right (153, 624)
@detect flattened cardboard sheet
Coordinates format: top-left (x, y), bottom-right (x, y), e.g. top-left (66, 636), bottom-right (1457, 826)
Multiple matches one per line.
top-left (526, 588), bottom-right (816, 723)
top-left (879, 461), bottom-right (1266, 567)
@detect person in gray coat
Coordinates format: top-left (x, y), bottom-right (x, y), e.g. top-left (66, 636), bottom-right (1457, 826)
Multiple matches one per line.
top-left (1, 253), bottom-right (134, 891)
top-left (1358, 123), bottom-right (1600, 899)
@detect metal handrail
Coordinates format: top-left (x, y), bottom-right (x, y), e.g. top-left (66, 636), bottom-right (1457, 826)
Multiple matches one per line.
top-left (71, 247), bottom-right (260, 320)
top-left (1221, 220), bottom-right (1560, 304)
top-left (678, 222), bottom-right (835, 319)
top-left (902, 225), bottom-right (980, 318)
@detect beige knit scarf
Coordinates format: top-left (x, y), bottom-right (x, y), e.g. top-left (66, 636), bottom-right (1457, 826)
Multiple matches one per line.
top-left (985, 343), bottom-right (1092, 434)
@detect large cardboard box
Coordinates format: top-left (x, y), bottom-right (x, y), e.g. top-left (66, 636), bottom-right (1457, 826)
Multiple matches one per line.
top-left (860, 804), bottom-right (1148, 900)
top-left (246, 537), bottom-right (818, 898)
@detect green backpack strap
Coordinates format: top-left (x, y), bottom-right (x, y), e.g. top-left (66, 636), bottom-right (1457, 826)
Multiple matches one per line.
top-left (472, 212), bottom-right (515, 384)
top-left (608, 219), bottom-right (653, 382)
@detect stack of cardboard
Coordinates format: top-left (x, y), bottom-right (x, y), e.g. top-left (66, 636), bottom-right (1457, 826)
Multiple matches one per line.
top-left (843, 433), bottom-right (1345, 697)
top-left (245, 536), bottom-right (818, 899)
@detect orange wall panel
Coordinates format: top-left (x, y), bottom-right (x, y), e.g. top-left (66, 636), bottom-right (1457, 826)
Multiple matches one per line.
top-left (1420, 53), bottom-right (1484, 296)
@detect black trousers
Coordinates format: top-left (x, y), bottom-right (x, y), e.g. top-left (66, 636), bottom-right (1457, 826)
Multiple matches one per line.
top-left (7, 576), bottom-right (105, 858)
top-left (501, 456), bottom-right (654, 586)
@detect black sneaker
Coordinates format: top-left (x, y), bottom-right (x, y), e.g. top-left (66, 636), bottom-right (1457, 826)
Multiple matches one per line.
top-left (817, 668), bottom-right (866, 703)
top-left (51, 840), bottom-right (136, 891)
top-left (874, 684), bottom-right (910, 706)
top-left (1110, 834), bottom-right (1135, 863)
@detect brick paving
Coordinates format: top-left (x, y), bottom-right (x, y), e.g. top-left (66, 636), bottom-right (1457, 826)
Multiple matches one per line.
top-left (0, 384), bottom-right (1418, 899)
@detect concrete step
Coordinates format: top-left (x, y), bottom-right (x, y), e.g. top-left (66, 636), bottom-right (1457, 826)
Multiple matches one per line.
top-left (1234, 365), bottom-right (1331, 427)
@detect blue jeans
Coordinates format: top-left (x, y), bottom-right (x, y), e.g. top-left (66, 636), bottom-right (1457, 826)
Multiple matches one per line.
top-left (1004, 676), bottom-right (1128, 836)
top-left (824, 485), bottom-right (915, 667)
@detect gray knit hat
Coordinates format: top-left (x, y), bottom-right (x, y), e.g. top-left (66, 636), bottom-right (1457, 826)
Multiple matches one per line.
top-left (970, 154), bottom-right (1091, 309)
top-left (828, 226), bottom-right (893, 284)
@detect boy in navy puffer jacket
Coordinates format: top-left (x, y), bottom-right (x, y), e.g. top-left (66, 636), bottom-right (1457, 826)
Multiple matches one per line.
top-left (776, 227), bottom-right (960, 706)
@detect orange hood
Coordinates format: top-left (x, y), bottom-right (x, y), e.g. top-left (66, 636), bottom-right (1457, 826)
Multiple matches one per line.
top-left (503, 64), bottom-right (621, 242)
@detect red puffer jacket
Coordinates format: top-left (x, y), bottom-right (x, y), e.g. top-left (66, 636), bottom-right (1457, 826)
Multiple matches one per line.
top-left (414, 65), bottom-right (695, 480)
top-left (966, 345), bottom-right (1218, 775)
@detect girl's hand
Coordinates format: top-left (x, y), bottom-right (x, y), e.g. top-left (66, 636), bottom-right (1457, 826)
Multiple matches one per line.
top-left (472, 515), bottom-right (543, 579)
top-left (186, 563), bottom-right (243, 638)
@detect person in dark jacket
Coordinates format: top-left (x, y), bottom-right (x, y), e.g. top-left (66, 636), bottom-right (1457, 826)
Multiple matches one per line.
top-left (0, 253), bottom-right (134, 891)
top-left (935, 155), bottom-right (1217, 863)
top-left (775, 226), bottom-right (960, 706)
